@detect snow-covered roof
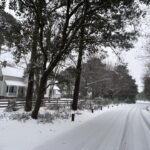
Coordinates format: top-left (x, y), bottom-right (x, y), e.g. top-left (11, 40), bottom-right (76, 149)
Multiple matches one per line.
top-left (0, 51), bottom-right (14, 63)
top-left (5, 80), bottom-right (26, 87)
top-left (53, 85), bottom-right (60, 90)
top-left (1, 66), bottom-right (24, 78)
top-left (0, 51), bottom-right (28, 72)
top-left (55, 90), bottom-right (61, 95)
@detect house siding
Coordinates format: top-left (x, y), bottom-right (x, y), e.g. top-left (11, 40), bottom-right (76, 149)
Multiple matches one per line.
top-left (0, 75), bottom-right (25, 98)
top-left (4, 76), bottom-right (24, 82)
top-left (0, 79), bottom-right (6, 97)
top-left (0, 66), bottom-right (61, 99)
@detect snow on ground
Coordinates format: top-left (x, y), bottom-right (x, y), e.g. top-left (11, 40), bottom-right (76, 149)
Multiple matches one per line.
top-left (0, 105), bottom-right (115, 150)
top-left (0, 101), bottom-right (150, 150)
top-left (34, 103), bottom-right (150, 150)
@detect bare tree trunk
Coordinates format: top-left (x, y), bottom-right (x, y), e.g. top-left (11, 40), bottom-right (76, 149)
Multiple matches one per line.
top-left (33, 68), bottom-right (40, 100)
top-left (25, 24), bottom-right (39, 112)
top-left (72, 25), bottom-right (85, 121)
top-left (25, 70), bottom-right (34, 111)
top-left (31, 60), bottom-right (57, 119)
top-left (31, 75), bottom-right (47, 119)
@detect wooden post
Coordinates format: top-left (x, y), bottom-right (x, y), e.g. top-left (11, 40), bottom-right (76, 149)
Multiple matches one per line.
top-left (43, 98), bottom-right (45, 107)
top-left (71, 113), bottom-right (75, 121)
top-left (7, 86), bottom-right (10, 97)
top-left (57, 99), bottom-right (59, 110)
top-left (91, 108), bottom-right (94, 113)
top-left (16, 86), bottom-right (19, 97)
top-left (100, 105), bottom-right (102, 110)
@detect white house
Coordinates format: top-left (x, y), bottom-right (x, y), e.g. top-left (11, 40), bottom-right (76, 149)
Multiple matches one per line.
top-left (44, 80), bottom-right (61, 99)
top-left (0, 64), bottom-right (26, 98)
top-left (0, 62), bottom-right (61, 99)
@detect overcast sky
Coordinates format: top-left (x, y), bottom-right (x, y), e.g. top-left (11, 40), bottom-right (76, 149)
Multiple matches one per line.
top-left (106, 4), bottom-right (150, 92)
top-left (122, 5), bottom-right (150, 92)
top-left (105, 46), bottom-right (145, 92)
top-left (122, 39), bottom-right (146, 92)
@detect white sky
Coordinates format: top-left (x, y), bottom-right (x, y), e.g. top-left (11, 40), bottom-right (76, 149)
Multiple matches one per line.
top-left (106, 4), bottom-right (150, 92)
top-left (105, 35), bottom-right (148, 92)
top-left (124, 5), bottom-right (150, 92)
top-left (122, 39), bottom-right (146, 92)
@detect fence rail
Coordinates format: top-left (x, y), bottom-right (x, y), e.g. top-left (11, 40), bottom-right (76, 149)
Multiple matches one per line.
top-left (0, 98), bottom-right (73, 108)
top-left (0, 98), bottom-right (103, 110)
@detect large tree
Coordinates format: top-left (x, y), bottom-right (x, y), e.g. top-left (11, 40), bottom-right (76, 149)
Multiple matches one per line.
top-left (113, 65), bottom-right (138, 102)
top-left (0, 5), bottom-right (21, 52)
top-left (143, 76), bottom-right (150, 100)
top-left (5, 0), bottom-right (142, 119)
top-left (32, 0), bottom-right (141, 119)
top-left (71, 0), bottom-right (142, 119)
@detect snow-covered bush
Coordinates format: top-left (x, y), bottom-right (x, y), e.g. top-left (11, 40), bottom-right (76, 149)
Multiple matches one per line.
top-left (78, 99), bottom-right (103, 110)
top-left (38, 112), bottom-right (54, 123)
top-left (37, 109), bottom-right (70, 123)
top-left (0, 113), bottom-right (7, 119)
top-left (5, 99), bottom-right (18, 112)
top-left (9, 112), bottom-right (31, 122)
top-left (54, 109), bottom-right (70, 119)
top-left (47, 103), bottom-right (60, 110)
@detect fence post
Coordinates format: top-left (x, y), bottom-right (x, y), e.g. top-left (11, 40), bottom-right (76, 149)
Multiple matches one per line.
top-left (100, 105), bottom-right (102, 110)
top-left (57, 99), bottom-right (59, 110)
top-left (71, 113), bottom-right (75, 121)
top-left (42, 99), bottom-right (45, 107)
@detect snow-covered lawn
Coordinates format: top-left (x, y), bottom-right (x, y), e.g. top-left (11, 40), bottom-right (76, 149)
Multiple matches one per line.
top-left (0, 101), bottom-right (150, 150)
top-left (0, 105), bottom-right (115, 150)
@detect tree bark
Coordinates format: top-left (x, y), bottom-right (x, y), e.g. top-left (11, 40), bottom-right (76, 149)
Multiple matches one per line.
top-left (25, 24), bottom-right (39, 112)
top-left (31, 75), bottom-right (47, 119)
top-left (25, 70), bottom-right (34, 111)
top-left (33, 68), bottom-right (40, 100)
top-left (72, 25), bottom-right (85, 111)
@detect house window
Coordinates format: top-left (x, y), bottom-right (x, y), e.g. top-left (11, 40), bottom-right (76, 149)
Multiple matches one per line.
top-left (19, 87), bottom-right (24, 94)
top-left (21, 87), bottom-right (24, 94)
top-left (6, 86), bottom-right (8, 93)
top-left (0, 76), bottom-right (3, 81)
top-left (9, 86), bottom-right (17, 93)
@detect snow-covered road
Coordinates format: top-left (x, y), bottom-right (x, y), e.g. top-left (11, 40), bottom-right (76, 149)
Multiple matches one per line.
top-left (36, 104), bottom-right (150, 150)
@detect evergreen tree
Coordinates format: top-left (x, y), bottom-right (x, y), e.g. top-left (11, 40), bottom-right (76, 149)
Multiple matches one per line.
top-left (0, 6), bottom-right (21, 52)
top-left (114, 65), bottom-right (138, 102)
top-left (144, 77), bottom-right (150, 100)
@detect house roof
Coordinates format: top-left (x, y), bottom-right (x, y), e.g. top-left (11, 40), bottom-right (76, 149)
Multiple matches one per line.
top-left (1, 66), bottom-right (24, 78)
top-left (55, 90), bottom-right (61, 95)
top-left (53, 85), bottom-right (60, 90)
top-left (5, 80), bottom-right (26, 87)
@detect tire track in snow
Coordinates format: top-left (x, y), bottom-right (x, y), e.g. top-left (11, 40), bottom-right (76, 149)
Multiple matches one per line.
top-left (84, 106), bottom-right (135, 150)
top-left (81, 107), bottom-right (131, 150)
top-left (63, 109), bottom-right (127, 150)
top-left (130, 107), bottom-right (150, 150)
top-left (139, 109), bottom-right (150, 149)
top-left (118, 106), bottom-right (150, 150)
top-left (35, 108), bottom-right (130, 150)
top-left (140, 110), bottom-right (150, 130)
top-left (35, 104), bottom-right (150, 150)
top-left (118, 107), bottom-right (136, 150)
